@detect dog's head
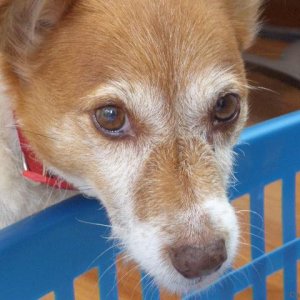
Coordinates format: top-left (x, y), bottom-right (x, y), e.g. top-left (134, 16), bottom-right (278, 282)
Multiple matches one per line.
top-left (0, 0), bottom-right (261, 293)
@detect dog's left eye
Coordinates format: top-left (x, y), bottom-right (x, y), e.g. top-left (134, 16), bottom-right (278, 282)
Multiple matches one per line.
top-left (93, 105), bottom-right (129, 136)
top-left (213, 93), bottom-right (240, 124)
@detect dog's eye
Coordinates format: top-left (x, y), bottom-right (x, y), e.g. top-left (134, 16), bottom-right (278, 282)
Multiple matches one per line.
top-left (213, 93), bottom-right (240, 124)
top-left (93, 105), bottom-right (128, 136)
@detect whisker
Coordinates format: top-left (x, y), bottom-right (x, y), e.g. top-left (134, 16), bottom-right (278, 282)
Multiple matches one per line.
top-left (76, 218), bottom-right (113, 228)
top-left (107, 263), bottom-right (139, 297)
top-left (245, 79), bottom-right (279, 95)
top-left (97, 252), bottom-right (136, 295)
top-left (87, 243), bottom-right (118, 270)
top-left (236, 209), bottom-right (264, 224)
top-left (238, 222), bottom-right (265, 234)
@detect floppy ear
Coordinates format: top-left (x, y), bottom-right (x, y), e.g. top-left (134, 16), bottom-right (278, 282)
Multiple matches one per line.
top-left (224, 0), bottom-right (263, 50)
top-left (0, 0), bottom-right (74, 78)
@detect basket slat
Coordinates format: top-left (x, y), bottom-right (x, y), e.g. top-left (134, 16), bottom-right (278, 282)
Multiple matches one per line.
top-left (1, 111), bottom-right (300, 300)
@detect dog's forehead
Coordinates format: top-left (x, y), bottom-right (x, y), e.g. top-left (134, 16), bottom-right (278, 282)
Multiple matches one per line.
top-left (77, 0), bottom-right (241, 82)
top-left (34, 0), bottom-right (244, 106)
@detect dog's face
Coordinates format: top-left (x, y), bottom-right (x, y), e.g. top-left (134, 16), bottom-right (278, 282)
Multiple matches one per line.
top-left (0, 0), bottom-right (261, 293)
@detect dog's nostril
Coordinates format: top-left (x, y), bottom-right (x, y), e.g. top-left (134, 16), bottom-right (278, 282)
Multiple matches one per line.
top-left (169, 239), bottom-right (227, 279)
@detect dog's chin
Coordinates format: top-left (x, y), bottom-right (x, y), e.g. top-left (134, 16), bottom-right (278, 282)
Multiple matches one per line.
top-left (119, 236), bottom-right (234, 295)
top-left (159, 274), bottom-right (220, 295)
top-left (154, 263), bottom-right (230, 294)
top-left (138, 258), bottom-right (231, 295)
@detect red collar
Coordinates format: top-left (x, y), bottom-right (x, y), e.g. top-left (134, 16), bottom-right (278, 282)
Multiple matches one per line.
top-left (16, 127), bottom-right (75, 190)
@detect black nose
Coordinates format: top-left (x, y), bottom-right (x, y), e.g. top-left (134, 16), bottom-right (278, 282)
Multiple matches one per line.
top-left (169, 239), bottom-right (227, 279)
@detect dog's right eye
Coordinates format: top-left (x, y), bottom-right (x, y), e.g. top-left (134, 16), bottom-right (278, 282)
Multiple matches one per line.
top-left (92, 105), bottom-right (129, 137)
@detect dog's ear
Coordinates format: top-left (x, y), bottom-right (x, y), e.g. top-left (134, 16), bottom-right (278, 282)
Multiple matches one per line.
top-left (0, 0), bottom-right (74, 78)
top-left (224, 0), bottom-right (263, 50)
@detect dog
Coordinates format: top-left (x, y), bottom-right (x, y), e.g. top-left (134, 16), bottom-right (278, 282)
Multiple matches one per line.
top-left (0, 0), bottom-right (261, 294)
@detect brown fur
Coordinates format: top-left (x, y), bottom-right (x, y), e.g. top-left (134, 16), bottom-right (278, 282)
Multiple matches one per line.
top-left (134, 139), bottom-right (223, 220)
top-left (0, 1), bottom-right (261, 289)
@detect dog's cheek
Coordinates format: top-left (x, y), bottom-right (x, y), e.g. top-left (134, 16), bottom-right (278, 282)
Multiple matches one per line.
top-left (85, 142), bottom-right (153, 224)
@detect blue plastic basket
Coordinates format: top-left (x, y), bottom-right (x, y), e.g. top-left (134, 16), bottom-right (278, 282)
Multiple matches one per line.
top-left (0, 111), bottom-right (299, 300)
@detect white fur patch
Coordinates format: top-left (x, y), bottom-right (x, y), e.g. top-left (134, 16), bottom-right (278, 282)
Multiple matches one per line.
top-left (0, 73), bottom-right (75, 228)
